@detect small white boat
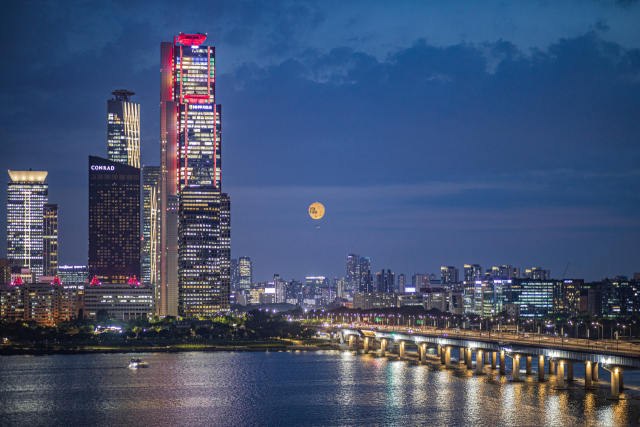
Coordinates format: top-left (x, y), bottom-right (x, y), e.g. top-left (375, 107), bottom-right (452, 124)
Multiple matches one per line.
top-left (128, 358), bottom-right (149, 368)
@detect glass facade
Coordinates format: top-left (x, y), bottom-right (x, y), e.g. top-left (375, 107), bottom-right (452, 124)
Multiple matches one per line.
top-left (238, 256), bottom-right (252, 289)
top-left (7, 171), bottom-right (48, 278)
top-left (42, 203), bottom-right (58, 276)
top-left (57, 265), bottom-right (88, 284)
top-left (142, 166), bottom-right (160, 285)
top-left (508, 279), bottom-right (556, 317)
top-left (107, 96), bottom-right (140, 168)
top-left (160, 33), bottom-right (228, 316)
top-left (88, 157), bottom-right (141, 283)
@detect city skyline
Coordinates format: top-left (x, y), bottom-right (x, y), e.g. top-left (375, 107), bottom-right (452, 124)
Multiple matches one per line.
top-left (1, 1), bottom-right (639, 283)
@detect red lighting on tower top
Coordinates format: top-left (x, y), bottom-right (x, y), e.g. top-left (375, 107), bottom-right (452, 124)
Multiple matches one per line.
top-left (175, 33), bottom-right (207, 46)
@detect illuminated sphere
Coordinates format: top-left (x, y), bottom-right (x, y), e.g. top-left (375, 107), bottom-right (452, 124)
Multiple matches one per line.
top-left (309, 202), bottom-right (325, 220)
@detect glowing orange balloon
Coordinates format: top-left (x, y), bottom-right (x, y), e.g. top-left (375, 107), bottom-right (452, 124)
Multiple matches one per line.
top-left (309, 202), bottom-right (325, 220)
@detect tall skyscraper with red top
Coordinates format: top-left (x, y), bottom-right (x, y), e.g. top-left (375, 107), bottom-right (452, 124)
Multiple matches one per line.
top-left (158, 33), bottom-right (229, 317)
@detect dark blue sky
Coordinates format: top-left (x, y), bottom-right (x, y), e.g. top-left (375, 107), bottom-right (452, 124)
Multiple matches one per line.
top-left (1, 0), bottom-right (639, 282)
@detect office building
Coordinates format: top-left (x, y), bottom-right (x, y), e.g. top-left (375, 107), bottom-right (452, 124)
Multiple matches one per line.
top-left (230, 259), bottom-right (239, 290)
top-left (441, 266), bottom-right (459, 284)
top-left (84, 282), bottom-right (154, 320)
top-left (412, 273), bottom-right (429, 291)
top-left (108, 90), bottom-right (140, 168)
top-left (42, 204), bottom-right (58, 276)
top-left (555, 279), bottom-right (583, 317)
top-left (57, 265), bottom-right (88, 284)
top-left (359, 257), bottom-right (371, 286)
top-left (88, 156), bottom-right (141, 283)
top-left (506, 279), bottom-right (555, 317)
top-left (602, 278), bottom-right (640, 316)
top-left (142, 166), bottom-right (160, 285)
top-left (178, 186), bottom-right (229, 317)
top-left (238, 257), bottom-right (252, 289)
top-left (353, 292), bottom-right (398, 310)
top-left (159, 33), bottom-right (223, 317)
top-left (7, 170), bottom-right (48, 278)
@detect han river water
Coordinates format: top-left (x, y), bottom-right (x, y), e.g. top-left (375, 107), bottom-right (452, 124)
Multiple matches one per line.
top-left (2, 350), bottom-right (640, 426)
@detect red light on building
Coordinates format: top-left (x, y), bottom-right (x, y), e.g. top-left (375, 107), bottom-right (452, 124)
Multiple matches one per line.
top-left (90, 275), bottom-right (101, 286)
top-left (51, 275), bottom-right (62, 286)
top-left (184, 94), bottom-right (210, 104)
top-left (128, 275), bottom-right (140, 286)
top-left (175, 33), bottom-right (207, 46)
top-left (12, 277), bottom-right (23, 286)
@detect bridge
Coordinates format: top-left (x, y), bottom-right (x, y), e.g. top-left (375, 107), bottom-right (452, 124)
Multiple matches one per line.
top-left (317, 325), bottom-right (640, 401)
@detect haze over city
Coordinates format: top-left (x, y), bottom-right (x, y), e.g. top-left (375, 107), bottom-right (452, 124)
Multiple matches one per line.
top-left (1, 0), bottom-right (639, 282)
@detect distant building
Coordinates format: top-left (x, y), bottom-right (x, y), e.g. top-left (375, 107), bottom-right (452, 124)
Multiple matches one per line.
top-left (347, 254), bottom-right (360, 285)
top-left (238, 257), bottom-right (252, 289)
top-left (491, 265), bottom-right (520, 279)
top-left (506, 279), bottom-right (555, 317)
top-left (359, 257), bottom-right (371, 288)
top-left (505, 303), bottom-right (520, 318)
top-left (0, 259), bottom-right (10, 285)
top-left (523, 267), bottom-right (550, 280)
top-left (42, 204), bottom-right (58, 277)
top-left (441, 266), bottom-right (459, 284)
top-left (7, 170), bottom-right (49, 278)
top-left (397, 274), bottom-right (406, 293)
top-left (107, 90), bottom-right (140, 168)
top-left (230, 259), bottom-right (239, 291)
top-left (88, 156), bottom-right (140, 284)
top-left (601, 278), bottom-right (640, 316)
top-left (374, 269), bottom-right (395, 293)
top-left (353, 292), bottom-right (398, 310)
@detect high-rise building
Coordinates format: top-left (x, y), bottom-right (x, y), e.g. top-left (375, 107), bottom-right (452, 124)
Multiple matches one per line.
top-left (7, 170), bottom-right (48, 278)
top-left (491, 265), bottom-right (520, 279)
top-left (0, 259), bottom-right (10, 285)
top-left (142, 166), bottom-right (160, 285)
top-left (359, 257), bottom-right (370, 286)
top-left (463, 264), bottom-right (483, 288)
top-left (375, 269), bottom-right (395, 293)
top-left (88, 156), bottom-right (140, 284)
top-left (42, 204), bottom-right (58, 276)
top-left (397, 273), bottom-right (406, 293)
top-left (230, 259), bottom-right (239, 291)
top-left (523, 267), bottom-right (550, 280)
top-left (159, 32), bottom-right (223, 317)
top-left (238, 257), bottom-right (252, 289)
top-left (347, 254), bottom-right (360, 285)
top-left (178, 186), bottom-right (229, 317)
top-left (108, 90), bottom-right (140, 168)
top-left (441, 266), bottom-right (459, 284)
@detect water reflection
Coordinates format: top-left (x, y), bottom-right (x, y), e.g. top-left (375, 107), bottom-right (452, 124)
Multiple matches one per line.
top-left (2, 352), bottom-right (640, 426)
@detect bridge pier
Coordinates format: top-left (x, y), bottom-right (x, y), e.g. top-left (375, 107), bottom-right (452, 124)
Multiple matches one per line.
top-left (606, 367), bottom-right (623, 400)
top-left (500, 351), bottom-right (506, 375)
top-left (364, 337), bottom-right (369, 354)
top-left (459, 348), bottom-right (464, 363)
top-left (348, 335), bottom-right (355, 351)
top-left (420, 343), bottom-right (427, 364)
top-left (476, 350), bottom-right (484, 375)
top-left (381, 339), bottom-right (387, 357)
top-left (466, 348), bottom-right (473, 370)
top-left (437, 345), bottom-right (442, 359)
top-left (584, 361), bottom-right (595, 389)
top-left (512, 355), bottom-right (521, 380)
top-left (399, 341), bottom-right (405, 360)
top-left (441, 346), bottom-right (446, 365)
top-left (549, 360), bottom-right (555, 375)
top-left (555, 361), bottom-right (566, 389)
top-left (445, 347), bottom-right (451, 367)
top-left (525, 356), bottom-right (532, 375)
top-left (491, 351), bottom-right (497, 369)
top-left (592, 363), bottom-right (598, 381)
top-left (538, 356), bottom-right (545, 381)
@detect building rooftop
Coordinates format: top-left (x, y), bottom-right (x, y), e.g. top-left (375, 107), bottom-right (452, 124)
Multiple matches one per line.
top-left (8, 170), bottom-right (47, 182)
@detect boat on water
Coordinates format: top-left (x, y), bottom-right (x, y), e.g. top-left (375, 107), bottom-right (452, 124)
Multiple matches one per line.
top-left (128, 358), bottom-right (149, 368)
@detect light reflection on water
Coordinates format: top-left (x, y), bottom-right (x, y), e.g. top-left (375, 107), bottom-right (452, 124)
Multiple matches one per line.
top-left (2, 351), bottom-right (640, 426)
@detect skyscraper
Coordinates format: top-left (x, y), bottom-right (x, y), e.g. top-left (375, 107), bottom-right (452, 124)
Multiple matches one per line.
top-left (108, 90), bottom-right (140, 168)
top-left (347, 254), bottom-right (360, 286)
top-left (375, 269), bottom-right (395, 293)
top-left (159, 32), bottom-right (224, 317)
top-left (42, 204), bottom-right (58, 276)
top-left (7, 170), bottom-right (48, 278)
top-left (230, 259), bottom-right (239, 291)
top-left (359, 257), bottom-right (370, 287)
top-left (88, 156), bottom-right (140, 283)
top-left (398, 273), bottom-right (406, 293)
top-left (238, 256), bottom-right (252, 289)
top-left (142, 166), bottom-right (160, 285)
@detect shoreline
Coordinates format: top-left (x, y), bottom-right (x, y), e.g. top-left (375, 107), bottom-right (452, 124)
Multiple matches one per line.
top-left (0, 345), bottom-right (343, 356)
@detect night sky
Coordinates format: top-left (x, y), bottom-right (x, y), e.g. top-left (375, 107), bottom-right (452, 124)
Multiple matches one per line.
top-left (1, 1), bottom-right (639, 283)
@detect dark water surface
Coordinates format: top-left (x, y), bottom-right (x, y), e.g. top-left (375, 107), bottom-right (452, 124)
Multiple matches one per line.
top-left (2, 350), bottom-right (640, 426)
